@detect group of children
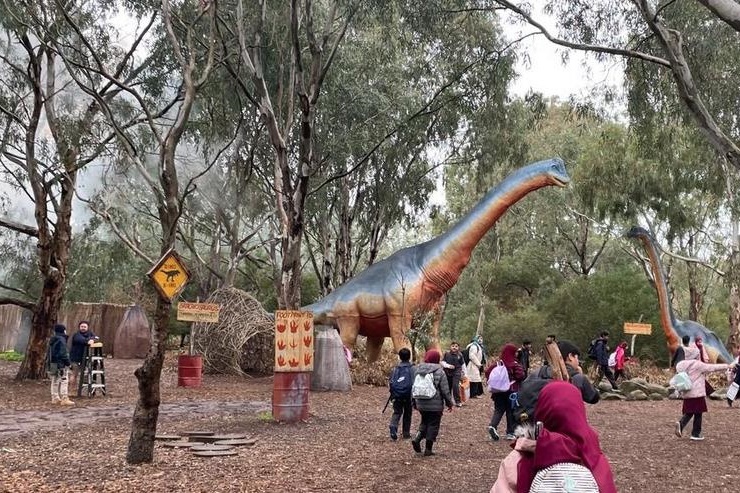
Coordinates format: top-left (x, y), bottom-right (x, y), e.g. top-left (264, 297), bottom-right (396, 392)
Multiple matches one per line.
top-left (385, 334), bottom-right (740, 491)
top-left (385, 337), bottom-right (616, 491)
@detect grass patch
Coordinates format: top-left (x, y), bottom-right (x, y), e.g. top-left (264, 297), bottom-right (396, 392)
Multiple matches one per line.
top-left (0, 350), bottom-right (24, 362)
top-left (257, 411), bottom-right (273, 422)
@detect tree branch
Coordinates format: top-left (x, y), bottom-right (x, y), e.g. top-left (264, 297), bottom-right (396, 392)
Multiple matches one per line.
top-left (0, 217), bottom-right (39, 237)
top-left (0, 296), bottom-right (35, 310)
top-left (492, 0), bottom-right (671, 67)
top-left (695, 0), bottom-right (740, 33)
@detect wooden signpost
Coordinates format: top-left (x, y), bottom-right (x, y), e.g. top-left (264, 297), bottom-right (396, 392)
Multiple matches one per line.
top-left (624, 322), bottom-right (652, 356)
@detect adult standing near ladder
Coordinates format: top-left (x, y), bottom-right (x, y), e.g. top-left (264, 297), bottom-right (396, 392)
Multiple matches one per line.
top-left (70, 321), bottom-right (98, 388)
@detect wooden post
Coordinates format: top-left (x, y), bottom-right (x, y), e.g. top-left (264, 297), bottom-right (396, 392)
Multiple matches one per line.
top-left (189, 296), bottom-right (199, 356)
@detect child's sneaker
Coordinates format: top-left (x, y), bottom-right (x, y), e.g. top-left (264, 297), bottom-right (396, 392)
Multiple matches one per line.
top-left (674, 421), bottom-right (682, 438)
top-left (505, 433), bottom-right (516, 441)
top-left (389, 425), bottom-right (398, 441)
top-left (690, 435), bottom-right (705, 441)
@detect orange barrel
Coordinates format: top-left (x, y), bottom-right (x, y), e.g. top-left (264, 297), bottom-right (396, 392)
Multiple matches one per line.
top-left (177, 354), bottom-right (203, 387)
top-left (272, 371), bottom-right (310, 422)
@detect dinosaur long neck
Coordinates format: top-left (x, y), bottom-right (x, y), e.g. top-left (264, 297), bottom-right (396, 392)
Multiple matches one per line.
top-left (422, 169), bottom-right (553, 290)
top-left (636, 233), bottom-right (680, 349)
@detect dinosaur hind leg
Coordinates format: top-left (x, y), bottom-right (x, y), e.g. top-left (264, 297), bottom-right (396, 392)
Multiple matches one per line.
top-left (366, 337), bottom-right (385, 363)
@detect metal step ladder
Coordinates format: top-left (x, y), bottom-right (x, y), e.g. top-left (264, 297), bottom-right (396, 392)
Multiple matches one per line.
top-left (77, 343), bottom-right (107, 397)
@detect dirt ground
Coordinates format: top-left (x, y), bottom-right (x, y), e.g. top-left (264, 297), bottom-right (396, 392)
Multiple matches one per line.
top-left (0, 355), bottom-right (738, 493)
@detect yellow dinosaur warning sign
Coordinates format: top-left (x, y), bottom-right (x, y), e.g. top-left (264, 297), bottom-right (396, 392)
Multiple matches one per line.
top-left (148, 249), bottom-right (190, 301)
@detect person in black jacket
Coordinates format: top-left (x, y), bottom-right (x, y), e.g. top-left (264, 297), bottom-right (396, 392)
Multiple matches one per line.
top-left (594, 331), bottom-right (617, 390)
top-left (516, 340), bottom-right (532, 375)
top-left (671, 335), bottom-right (691, 368)
top-left (513, 340), bottom-right (600, 424)
top-left (47, 324), bottom-right (74, 406)
top-left (441, 342), bottom-right (465, 407)
top-left (70, 320), bottom-right (98, 387)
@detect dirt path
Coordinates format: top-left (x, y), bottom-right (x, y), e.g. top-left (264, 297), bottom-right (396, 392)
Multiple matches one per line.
top-left (0, 399), bottom-right (270, 436)
top-left (2, 356), bottom-right (739, 492)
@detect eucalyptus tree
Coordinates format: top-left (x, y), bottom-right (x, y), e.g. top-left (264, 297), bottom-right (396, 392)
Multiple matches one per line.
top-left (213, 0), bottom-right (356, 309)
top-left (491, 0), bottom-right (740, 350)
top-left (0, 0), bottom-right (157, 379)
top-left (302, 1), bottom-right (525, 298)
top-left (35, 0), bottom-right (220, 463)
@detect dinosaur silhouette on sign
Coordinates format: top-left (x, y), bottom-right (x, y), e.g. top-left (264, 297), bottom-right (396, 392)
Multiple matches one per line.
top-left (627, 226), bottom-right (732, 363)
top-left (162, 269), bottom-right (181, 282)
top-left (303, 158), bottom-right (570, 361)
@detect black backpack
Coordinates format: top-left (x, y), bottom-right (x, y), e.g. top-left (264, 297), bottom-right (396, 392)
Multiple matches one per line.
top-left (587, 339), bottom-right (599, 360)
top-left (389, 364), bottom-right (413, 399)
top-left (512, 372), bottom-right (552, 423)
top-left (462, 346), bottom-right (471, 365)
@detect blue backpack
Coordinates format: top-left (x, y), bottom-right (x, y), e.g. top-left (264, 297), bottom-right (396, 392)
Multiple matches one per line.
top-left (389, 364), bottom-right (413, 399)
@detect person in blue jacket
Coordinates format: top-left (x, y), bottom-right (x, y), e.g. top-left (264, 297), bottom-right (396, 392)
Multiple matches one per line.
top-left (70, 320), bottom-right (98, 386)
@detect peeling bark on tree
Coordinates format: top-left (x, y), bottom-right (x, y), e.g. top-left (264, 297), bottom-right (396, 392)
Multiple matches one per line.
top-left (126, 297), bottom-right (169, 464)
top-left (727, 248), bottom-right (740, 355)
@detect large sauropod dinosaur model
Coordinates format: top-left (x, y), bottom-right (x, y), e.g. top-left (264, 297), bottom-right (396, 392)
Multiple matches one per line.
top-left (303, 158), bottom-right (571, 362)
top-left (627, 226), bottom-right (732, 363)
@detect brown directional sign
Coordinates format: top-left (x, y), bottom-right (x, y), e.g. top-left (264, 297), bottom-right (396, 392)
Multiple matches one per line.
top-left (147, 249), bottom-right (191, 302)
top-left (624, 322), bottom-right (652, 335)
top-left (177, 302), bottom-right (220, 323)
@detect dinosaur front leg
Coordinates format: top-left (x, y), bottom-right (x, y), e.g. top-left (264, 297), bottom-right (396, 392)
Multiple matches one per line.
top-left (388, 315), bottom-right (412, 356)
top-left (425, 302), bottom-right (443, 353)
top-left (336, 317), bottom-right (360, 352)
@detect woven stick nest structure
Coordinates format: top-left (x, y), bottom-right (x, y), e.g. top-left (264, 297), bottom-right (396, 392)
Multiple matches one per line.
top-left (192, 287), bottom-right (274, 375)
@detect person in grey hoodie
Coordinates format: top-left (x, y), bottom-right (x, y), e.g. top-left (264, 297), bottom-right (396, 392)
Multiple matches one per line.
top-left (411, 349), bottom-right (454, 456)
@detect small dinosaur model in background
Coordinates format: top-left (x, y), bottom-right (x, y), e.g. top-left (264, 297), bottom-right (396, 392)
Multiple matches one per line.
top-left (627, 226), bottom-right (732, 363)
top-left (303, 158), bottom-right (571, 361)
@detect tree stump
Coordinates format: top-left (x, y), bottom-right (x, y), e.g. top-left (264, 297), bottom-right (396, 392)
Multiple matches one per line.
top-left (310, 325), bottom-right (352, 392)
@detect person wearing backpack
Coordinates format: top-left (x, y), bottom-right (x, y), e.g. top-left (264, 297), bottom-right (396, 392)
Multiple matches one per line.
top-left (512, 340), bottom-right (600, 425)
top-left (487, 343), bottom-right (525, 441)
top-left (515, 340), bottom-right (532, 375)
top-left (671, 335), bottom-right (691, 369)
top-left (590, 331), bottom-right (617, 390)
top-left (613, 341), bottom-right (628, 382)
top-left (388, 348), bottom-right (415, 441)
top-left (411, 349), bottom-right (454, 456)
top-left (491, 381), bottom-right (617, 493)
top-left (47, 324), bottom-right (74, 406)
top-left (674, 345), bottom-right (729, 440)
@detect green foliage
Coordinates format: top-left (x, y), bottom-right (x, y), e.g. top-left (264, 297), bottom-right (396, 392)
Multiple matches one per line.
top-left (65, 220), bottom-right (149, 303)
top-left (543, 265), bottom-right (667, 359)
top-left (0, 350), bottom-right (24, 362)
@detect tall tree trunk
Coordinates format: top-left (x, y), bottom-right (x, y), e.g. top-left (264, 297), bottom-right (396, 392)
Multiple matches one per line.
top-left (16, 274), bottom-right (64, 379)
top-left (727, 223), bottom-right (740, 354)
top-left (475, 297), bottom-right (486, 337)
top-left (126, 295), bottom-right (170, 464)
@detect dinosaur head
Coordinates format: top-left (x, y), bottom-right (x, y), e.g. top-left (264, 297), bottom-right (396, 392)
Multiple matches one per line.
top-left (626, 226), bottom-right (650, 239)
top-left (539, 157), bottom-right (570, 187)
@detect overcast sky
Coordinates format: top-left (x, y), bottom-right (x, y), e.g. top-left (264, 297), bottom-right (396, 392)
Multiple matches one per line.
top-left (502, 10), bottom-right (625, 101)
